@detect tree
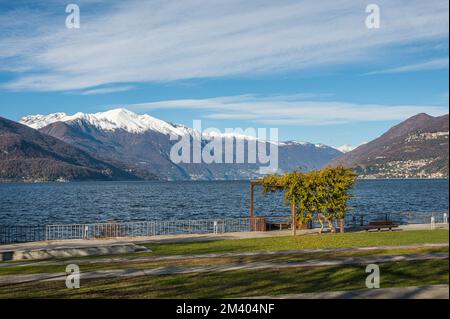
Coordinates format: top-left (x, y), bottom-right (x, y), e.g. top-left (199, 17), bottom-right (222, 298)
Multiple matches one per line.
top-left (317, 166), bottom-right (357, 233)
top-left (258, 166), bottom-right (357, 234)
top-left (331, 166), bottom-right (357, 233)
top-left (260, 171), bottom-right (312, 229)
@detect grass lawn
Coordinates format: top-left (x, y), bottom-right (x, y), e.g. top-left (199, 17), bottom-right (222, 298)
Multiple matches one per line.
top-left (0, 246), bottom-right (446, 276)
top-left (0, 259), bottom-right (447, 299)
top-left (146, 230), bottom-right (449, 256)
top-left (0, 229), bottom-right (447, 298)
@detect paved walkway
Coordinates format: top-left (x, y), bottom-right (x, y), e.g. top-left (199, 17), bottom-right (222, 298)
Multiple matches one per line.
top-left (0, 252), bottom-right (447, 284)
top-left (0, 230), bottom-right (297, 252)
top-left (253, 285), bottom-right (449, 299)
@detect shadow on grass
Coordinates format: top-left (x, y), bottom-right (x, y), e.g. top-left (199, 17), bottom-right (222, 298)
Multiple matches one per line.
top-left (0, 259), bottom-right (447, 299)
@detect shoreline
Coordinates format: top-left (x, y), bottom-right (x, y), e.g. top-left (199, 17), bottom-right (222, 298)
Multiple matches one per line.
top-left (1, 177), bottom-right (449, 184)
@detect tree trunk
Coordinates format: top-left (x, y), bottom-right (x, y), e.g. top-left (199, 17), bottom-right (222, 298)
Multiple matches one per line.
top-left (317, 214), bottom-right (324, 234)
top-left (291, 200), bottom-right (296, 236)
top-left (339, 218), bottom-right (345, 233)
top-left (327, 218), bottom-right (336, 233)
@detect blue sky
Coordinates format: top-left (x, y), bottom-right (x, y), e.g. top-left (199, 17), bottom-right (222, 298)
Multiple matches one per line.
top-left (0, 0), bottom-right (448, 147)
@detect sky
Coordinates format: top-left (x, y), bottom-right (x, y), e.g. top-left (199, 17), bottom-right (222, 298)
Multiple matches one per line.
top-left (0, 0), bottom-right (448, 147)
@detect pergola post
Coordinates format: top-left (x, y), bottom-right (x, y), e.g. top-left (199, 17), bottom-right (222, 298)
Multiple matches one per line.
top-left (250, 183), bottom-right (254, 219)
top-left (291, 200), bottom-right (296, 236)
top-left (250, 180), bottom-right (302, 234)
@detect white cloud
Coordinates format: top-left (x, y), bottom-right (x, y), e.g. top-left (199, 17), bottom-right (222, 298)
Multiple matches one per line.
top-left (80, 85), bottom-right (134, 95)
top-left (367, 58), bottom-right (449, 75)
top-left (0, 0), bottom-right (448, 91)
top-left (123, 94), bottom-right (449, 125)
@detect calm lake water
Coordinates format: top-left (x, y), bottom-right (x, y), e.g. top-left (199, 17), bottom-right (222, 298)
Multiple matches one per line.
top-left (0, 179), bottom-right (448, 225)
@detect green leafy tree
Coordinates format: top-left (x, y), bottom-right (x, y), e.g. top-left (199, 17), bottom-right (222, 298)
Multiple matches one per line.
top-left (315, 166), bottom-right (357, 233)
top-left (329, 166), bottom-right (357, 232)
top-left (260, 171), bottom-right (311, 228)
top-left (259, 166), bottom-right (357, 234)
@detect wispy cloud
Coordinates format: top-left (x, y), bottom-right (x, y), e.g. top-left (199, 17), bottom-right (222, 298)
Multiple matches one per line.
top-left (367, 58), bottom-right (449, 75)
top-left (80, 85), bottom-right (134, 95)
top-left (123, 94), bottom-right (449, 125)
top-left (0, 0), bottom-right (448, 91)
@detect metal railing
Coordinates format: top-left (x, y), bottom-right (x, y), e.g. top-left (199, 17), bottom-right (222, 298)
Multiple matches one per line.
top-left (345, 211), bottom-right (449, 228)
top-left (44, 217), bottom-right (268, 241)
top-left (0, 217), bottom-right (268, 244)
top-left (0, 225), bottom-right (46, 244)
top-left (1, 211), bottom-right (448, 245)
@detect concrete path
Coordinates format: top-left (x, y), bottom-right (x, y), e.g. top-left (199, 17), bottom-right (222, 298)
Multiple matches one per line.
top-left (0, 252), bottom-right (447, 284)
top-left (1, 242), bottom-right (447, 268)
top-left (253, 284), bottom-right (449, 299)
top-left (0, 230), bottom-right (296, 252)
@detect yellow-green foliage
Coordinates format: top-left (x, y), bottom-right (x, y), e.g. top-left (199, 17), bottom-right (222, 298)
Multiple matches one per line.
top-left (258, 166), bottom-right (357, 224)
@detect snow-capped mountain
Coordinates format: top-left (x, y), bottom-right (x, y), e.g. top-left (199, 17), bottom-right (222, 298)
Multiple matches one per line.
top-left (0, 116), bottom-right (141, 182)
top-left (20, 108), bottom-right (343, 180)
top-left (21, 108), bottom-right (186, 136)
top-left (21, 108), bottom-right (264, 142)
top-left (335, 144), bottom-right (356, 153)
top-left (21, 108), bottom-right (292, 145)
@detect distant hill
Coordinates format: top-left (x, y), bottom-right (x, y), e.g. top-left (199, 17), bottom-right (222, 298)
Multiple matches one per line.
top-left (20, 108), bottom-right (342, 180)
top-left (0, 117), bottom-right (141, 182)
top-left (328, 113), bottom-right (449, 178)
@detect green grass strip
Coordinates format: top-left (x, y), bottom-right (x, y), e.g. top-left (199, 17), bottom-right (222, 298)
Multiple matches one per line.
top-left (0, 259), bottom-right (447, 299)
top-left (146, 230), bottom-right (449, 256)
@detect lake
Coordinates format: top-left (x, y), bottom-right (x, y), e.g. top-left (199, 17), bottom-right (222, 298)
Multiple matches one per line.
top-left (0, 179), bottom-right (448, 225)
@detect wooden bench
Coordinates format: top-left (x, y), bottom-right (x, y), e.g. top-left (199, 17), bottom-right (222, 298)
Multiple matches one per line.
top-left (267, 221), bottom-right (291, 230)
top-left (363, 220), bottom-right (399, 231)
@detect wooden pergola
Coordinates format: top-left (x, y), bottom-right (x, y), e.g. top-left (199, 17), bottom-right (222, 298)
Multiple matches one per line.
top-left (250, 180), bottom-right (298, 236)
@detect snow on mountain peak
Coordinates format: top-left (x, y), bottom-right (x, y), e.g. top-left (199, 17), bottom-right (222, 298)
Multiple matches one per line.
top-left (20, 108), bottom-right (272, 141)
top-left (277, 140), bottom-right (311, 146)
top-left (20, 112), bottom-right (68, 130)
top-left (335, 144), bottom-right (356, 153)
top-left (19, 108), bottom-right (340, 150)
top-left (20, 108), bottom-right (182, 135)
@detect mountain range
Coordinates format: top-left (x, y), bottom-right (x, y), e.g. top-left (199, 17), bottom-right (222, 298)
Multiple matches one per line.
top-left (0, 116), bottom-right (139, 182)
top-left (7, 108), bottom-right (341, 181)
top-left (1, 109), bottom-right (447, 182)
top-left (329, 113), bottom-right (449, 178)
